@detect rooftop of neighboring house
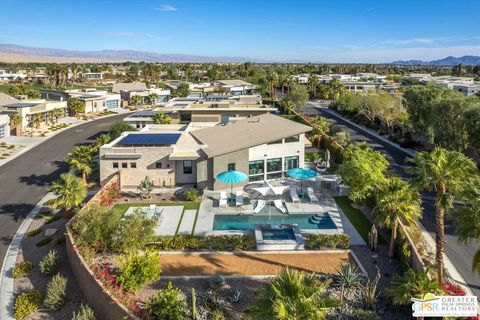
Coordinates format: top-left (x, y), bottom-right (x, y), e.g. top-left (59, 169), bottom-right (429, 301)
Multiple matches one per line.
top-left (0, 92), bottom-right (20, 107)
top-left (162, 94), bottom-right (271, 111)
top-left (112, 82), bottom-right (147, 93)
top-left (215, 79), bottom-right (253, 87)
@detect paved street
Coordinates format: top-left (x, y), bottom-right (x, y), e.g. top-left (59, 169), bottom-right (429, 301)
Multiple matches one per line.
top-left (305, 102), bottom-right (480, 297)
top-left (0, 113), bottom-right (130, 268)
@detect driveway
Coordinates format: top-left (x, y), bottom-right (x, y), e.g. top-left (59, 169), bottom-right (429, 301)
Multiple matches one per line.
top-left (306, 102), bottom-right (480, 297)
top-left (0, 113), bottom-right (130, 268)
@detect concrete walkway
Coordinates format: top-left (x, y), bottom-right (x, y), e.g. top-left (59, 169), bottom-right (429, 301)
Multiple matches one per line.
top-left (0, 193), bottom-right (55, 320)
top-left (154, 206), bottom-right (184, 236)
top-left (177, 209), bottom-right (197, 235)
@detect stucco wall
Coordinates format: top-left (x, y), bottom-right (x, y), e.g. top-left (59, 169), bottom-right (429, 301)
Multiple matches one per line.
top-left (174, 159), bottom-right (197, 184)
top-left (212, 148), bottom-right (249, 190)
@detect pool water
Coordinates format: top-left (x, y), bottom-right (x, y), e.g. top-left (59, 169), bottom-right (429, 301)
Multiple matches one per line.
top-left (262, 228), bottom-right (296, 240)
top-left (213, 213), bottom-right (336, 231)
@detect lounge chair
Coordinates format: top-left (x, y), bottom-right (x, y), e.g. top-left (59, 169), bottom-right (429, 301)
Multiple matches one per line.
top-left (235, 191), bottom-right (244, 207)
top-left (219, 191), bottom-right (228, 208)
top-left (254, 199), bottom-right (266, 214)
top-left (290, 187), bottom-right (300, 203)
top-left (307, 187), bottom-right (319, 203)
top-left (274, 199), bottom-right (288, 214)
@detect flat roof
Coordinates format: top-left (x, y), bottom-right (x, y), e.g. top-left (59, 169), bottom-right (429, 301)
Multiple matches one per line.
top-left (116, 133), bottom-right (181, 146)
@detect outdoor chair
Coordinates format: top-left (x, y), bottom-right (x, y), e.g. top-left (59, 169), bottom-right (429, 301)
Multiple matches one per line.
top-left (254, 199), bottom-right (266, 213)
top-left (219, 191), bottom-right (228, 208)
top-left (290, 187), bottom-right (301, 203)
top-left (235, 190), bottom-right (244, 207)
top-left (307, 187), bottom-right (319, 203)
top-left (274, 199), bottom-right (288, 214)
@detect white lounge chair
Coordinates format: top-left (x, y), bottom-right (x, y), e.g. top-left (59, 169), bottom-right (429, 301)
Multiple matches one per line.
top-left (274, 199), bottom-right (288, 214)
top-left (235, 191), bottom-right (244, 207)
top-left (307, 187), bottom-right (319, 203)
top-left (254, 199), bottom-right (266, 214)
top-left (219, 191), bottom-right (228, 208)
top-left (290, 187), bottom-right (300, 203)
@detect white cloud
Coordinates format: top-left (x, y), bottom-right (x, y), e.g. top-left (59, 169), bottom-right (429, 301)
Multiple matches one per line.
top-left (103, 32), bottom-right (137, 37)
top-left (154, 4), bottom-right (178, 12)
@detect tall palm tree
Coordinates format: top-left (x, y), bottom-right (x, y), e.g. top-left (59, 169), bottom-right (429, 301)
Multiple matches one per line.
top-left (148, 92), bottom-right (159, 106)
top-left (266, 70), bottom-right (279, 100)
top-left (92, 134), bottom-right (111, 151)
top-left (152, 112), bottom-right (172, 124)
top-left (68, 145), bottom-right (94, 182)
top-left (409, 147), bottom-right (478, 283)
top-left (374, 177), bottom-right (422, 257)
top-left (311, 117), bottom-right (332, 149)
top-left (130, 94), bottom-right (141, 107)
top-left (307, 75), bottom-right (320, 99)
top-left (49, 173), bottom-right (87, 216)
top-left (250, 267), bottom-right (337, 319)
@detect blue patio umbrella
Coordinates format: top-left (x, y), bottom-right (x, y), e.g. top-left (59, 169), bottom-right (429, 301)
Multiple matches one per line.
top-left (216, 170), bottom-right (248, 195)
top-left (287, 168), bottom-right (318, 193)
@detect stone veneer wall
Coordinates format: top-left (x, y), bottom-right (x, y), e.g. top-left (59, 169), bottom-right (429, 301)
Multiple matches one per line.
top-left (65, 175), bottom-right (138, 320)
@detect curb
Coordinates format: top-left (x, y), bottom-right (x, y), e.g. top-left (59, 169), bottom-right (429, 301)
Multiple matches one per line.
top-left (0, 111), bottom-right (130, 169)
top-left (0, 193), bottom-right (55, 320)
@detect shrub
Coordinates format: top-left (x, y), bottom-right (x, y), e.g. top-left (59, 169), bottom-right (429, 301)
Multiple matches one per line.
top-left (12, 261), bottom-right (34, 278)
top-left (145, 282), bottom-right (188, 320)
top-left (305, 234), bottom-right (350, 249)
top-left (111, 211), bottom-right (156, 253)
top-left (26, 227), bottom-right (42, 237)
top-left (184, 188), bottom-right (200, 201)
top-left (117, 251), bottom-right (161, 292)
top-left (14, 290), bottom-right (42, 320)
top-left (44, 274), bottom-right (68, 310)
top-left (70, 205), bottom-right (122, 252)
top-left (36, 237), bottom-right (52, 247)
top-left (39, 249), bottom-right (60, 275)
top-left (148, 235), bottom-right (256, 251)
top-left (442, 281), bottom-right (466, 296)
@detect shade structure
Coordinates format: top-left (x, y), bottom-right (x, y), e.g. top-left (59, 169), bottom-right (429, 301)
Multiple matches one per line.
top-left (216, 170), bottom-right (248, 194)
top-left (287, 168), bottom-right (318, 193)
top-left (251, 181), bottom-right (289, 215)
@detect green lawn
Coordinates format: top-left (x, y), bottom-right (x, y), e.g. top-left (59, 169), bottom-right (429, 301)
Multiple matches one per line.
top-left (111, 201), bottom-right (201, 236)
top-left (333, 196), bottom-right (386, 244)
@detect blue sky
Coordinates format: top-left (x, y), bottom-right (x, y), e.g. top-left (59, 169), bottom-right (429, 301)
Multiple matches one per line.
top-left (1, 0), bottom-right (480, 63)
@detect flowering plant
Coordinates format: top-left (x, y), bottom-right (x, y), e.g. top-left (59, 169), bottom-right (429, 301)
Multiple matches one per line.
top-left (441, 281), bottom-right (466, 296)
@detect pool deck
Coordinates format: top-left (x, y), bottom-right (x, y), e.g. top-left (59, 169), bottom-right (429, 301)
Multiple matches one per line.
top-left (153, 206), bottom-right (184, 236)
top-left (195, 189), bottom-right (353, 238)
top-left (177, 209), bottom-right (197, 235)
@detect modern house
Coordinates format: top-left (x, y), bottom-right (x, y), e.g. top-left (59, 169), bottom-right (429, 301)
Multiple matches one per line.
top-left (82, 72), bottom-right (103, 82)
top-left (39, 89), bottom-right (122, 113)
top-left (113, 82), bottom-right (171, 106)
top-left (0, 114), bottom-right (10, 138)
top-left (0, 70), bottom-right (26, 82)
top-left (99, 113), bottom-right (312, 189)
top-left (215, 80), bottom-right (257, 95)
top-left (124, 95), bottom-right (276, 129)
top-left (0, 99), bottom-right (67, 129)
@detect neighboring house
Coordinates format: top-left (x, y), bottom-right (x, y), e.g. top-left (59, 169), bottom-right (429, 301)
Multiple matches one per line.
top-left (0, 69), bottom-right (26, 82)
top-left (39, 89), bottom-right (122, 113)
top-left (341, 81), bottom-right (377, 93)
top-left (82, 72), bottom-right (103, 81)
top-left (215, 80), bottom-right (257, 95)
top-left (0, 114), bottom-right (10, 138)
top-left (120, 88), bottom-right (171, 106)
top-left (0, 92), bottom-right (21, 106)
top-left (112, 82), bottom-right (147, 93)
top-left (0, 99), bottom-right (67, 129)
top-left (123, 110), bottom-right (160, 129)
top-left (100, 113), bottom-right (312, 189)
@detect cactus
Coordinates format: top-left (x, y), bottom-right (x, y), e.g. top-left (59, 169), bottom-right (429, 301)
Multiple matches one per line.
top-left (368, 224), bottom-right (378, 252)
top-left (191, 288), bottom-right (197, 320)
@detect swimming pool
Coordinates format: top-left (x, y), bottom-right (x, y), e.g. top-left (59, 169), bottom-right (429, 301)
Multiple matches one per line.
top-left (261, 228), bottom-right (297, 240)
top-left (213, 213), bottom-right (336, 231)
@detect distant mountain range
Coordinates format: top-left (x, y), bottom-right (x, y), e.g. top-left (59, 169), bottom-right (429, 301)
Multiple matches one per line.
top-left (0, 43), bottom-right (262, 63)
top-left (391, 55), bottom-right (480, 66)
top-left (0, 43), bottom-right (479, 65)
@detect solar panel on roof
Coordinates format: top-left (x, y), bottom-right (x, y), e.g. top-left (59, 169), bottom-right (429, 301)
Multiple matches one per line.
top-left (116, 134), bottom-right (181, 146)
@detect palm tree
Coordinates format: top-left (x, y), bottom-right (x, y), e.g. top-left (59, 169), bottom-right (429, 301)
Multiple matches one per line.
top-left (249, 267), bottom-right (337, 319)
top-left (388, 269), bottom-right (442, 306)
top-left (49, 173), bottom-right (87, 216)
top-left (152, 112), bottom-right (172, 124)
top-left (311, 117), bottom-right (332, 149)
top-left (307, 75), bottom-right (320, 99)
top-left (409, 147), bottom-right (478, 283)
top-left (374, 177), bottom-right (422, 257)
top-left (266, 70), bottom-right (279, 100)
top-left (33, 113), bottom-right (42, 129)
top-left (148, 92), bottom-right (159, 106)
top-left (130, 94), bottom-right (141, 107)
top-left (68, 145), bottom-right (94, 182)
top-left (92, 134), bottom-right (111, 151)
top-left (68, 98), bottom-right (85, 116)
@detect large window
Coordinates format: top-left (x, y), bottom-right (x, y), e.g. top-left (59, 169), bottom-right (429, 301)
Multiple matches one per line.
top-left (285, 135), bottom-right (300, 143)
top-left (284, 156), bottom-right (299, 171)
top-left (106, 100), bottom-right (119, 109)
top-left (249, 160), bottom-right (264, 181)
top-left (183, 160), bottom-right (193, 174)
top-left (267, 158), bottom-right (282, 172)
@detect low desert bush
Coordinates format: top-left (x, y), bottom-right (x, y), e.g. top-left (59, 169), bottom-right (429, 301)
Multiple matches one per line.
top-left (145, 282), bottom-right (188, 320)
top-left (72, 304), bottom-right (96, 320)
top-left (117, 250), bottom-right (161, 292)
top-left (44, 274), bottom-right (68, 310)
top-left (14, 290), bottom-right (42, 320)
top-left (39, 249), bottom-right (59, 275)
top-left (12, 261), bottom-right (34, 278)
top-left (305, 234), bottom-right (350, 249)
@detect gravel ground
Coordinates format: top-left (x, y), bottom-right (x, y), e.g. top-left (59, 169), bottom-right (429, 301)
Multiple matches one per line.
top-left (13, 209), bottom-right (87, 320)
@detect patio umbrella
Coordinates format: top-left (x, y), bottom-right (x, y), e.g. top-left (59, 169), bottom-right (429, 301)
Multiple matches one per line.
top-left (215, 170), bottom-right (248, 195)
top-left (251, 181), bottom-right (289, 216)
top-left (287, 167), bottom-right (318, 193)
